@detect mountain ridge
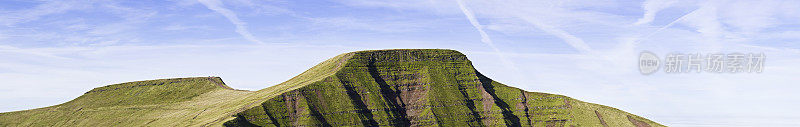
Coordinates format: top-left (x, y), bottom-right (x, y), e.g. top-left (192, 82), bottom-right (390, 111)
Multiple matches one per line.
top-left (0, 49), bottom-right (663, 127)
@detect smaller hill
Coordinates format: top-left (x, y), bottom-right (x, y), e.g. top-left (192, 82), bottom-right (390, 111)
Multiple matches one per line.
top-left (67, 77), bottom-right (233, 108)
top-left (0, 77), bottom-right (256, 127)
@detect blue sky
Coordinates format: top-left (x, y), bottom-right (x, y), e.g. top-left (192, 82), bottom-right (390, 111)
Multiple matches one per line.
top-left (2, 0), bottom-right (800, 126)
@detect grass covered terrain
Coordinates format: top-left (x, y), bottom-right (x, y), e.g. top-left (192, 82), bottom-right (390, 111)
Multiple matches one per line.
top-left (0, 49), bottom-right (663, 127)
top-left (0, 77), bottom-right (258, 126)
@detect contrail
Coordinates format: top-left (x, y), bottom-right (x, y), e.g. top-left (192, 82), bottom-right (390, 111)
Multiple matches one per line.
top-left (522, 18), bottom-right (593, 53)
top-left (456, 0), bottom-right (501, 54)
top-left (495, 1), bottom-right (592, 53)
top-left (197, 0), bottom-right (264, 44)
top-left (637, 8), bottom-right (699, 44)
top-left (456, 0), bottom-right (518, 70)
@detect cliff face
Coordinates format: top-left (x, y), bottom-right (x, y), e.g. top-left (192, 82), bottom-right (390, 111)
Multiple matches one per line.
top-left (0, 49), bottom-right (663, 127)
top-left (225, 49), bottom-right (663, 127)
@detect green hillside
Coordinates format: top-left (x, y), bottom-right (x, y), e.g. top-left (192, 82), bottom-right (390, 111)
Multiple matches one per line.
top-left (0, 77), bottom-right (256, 126)
top-left (0, 49), bottom-right (663, 127)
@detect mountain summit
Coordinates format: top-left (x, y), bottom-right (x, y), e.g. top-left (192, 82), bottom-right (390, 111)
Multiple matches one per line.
top-left (0, 49), bottom-right (663, 127)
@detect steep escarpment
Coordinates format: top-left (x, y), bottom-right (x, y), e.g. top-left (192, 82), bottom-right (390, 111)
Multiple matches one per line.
top-left (225, 49), bottom-right (664, 127)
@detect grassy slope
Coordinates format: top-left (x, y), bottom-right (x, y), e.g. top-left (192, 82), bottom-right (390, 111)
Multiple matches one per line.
top-left (0, 53), bottom-right (353, 127)
top-left (0, 49), bottom-right (663, 127)
top-left (0, 77), bottom-right (253, 126)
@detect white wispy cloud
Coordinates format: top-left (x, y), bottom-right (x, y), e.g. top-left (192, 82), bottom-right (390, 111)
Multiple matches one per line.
top-left (0, 45), bottom-right (71, 60)
top-left (437, 1), bottom-right (603, 54)
top-left (520, 17), bottom-right (593, 53)
top-left (305, 17), bottom-right (429, 33)
top-left (0, 1), bottom-right (159, 47)
top-left (641, 0), bottom-right (800, 51)
top-left (456, 0), bottom-right (518, 71)
top-left (198, 0), bottom-right (265, 44)
top-left (163, 24), bottom-right (210, 31)
top-left (637, 8), bottom-right (699, 44)
top-left (680, 2), bottom-right (728, 52)
top-left (0, 1), bottom-right (89, 26)
top-left (499, 1), bottom-right (593, 53)
top-left (635, 0), bottom-right (677, 25)
top-left (456, 0), bottom-right (494, 50)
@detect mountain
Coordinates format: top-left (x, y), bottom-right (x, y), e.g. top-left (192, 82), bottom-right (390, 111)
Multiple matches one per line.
top-left (0, 49), bottom-right (663, 127)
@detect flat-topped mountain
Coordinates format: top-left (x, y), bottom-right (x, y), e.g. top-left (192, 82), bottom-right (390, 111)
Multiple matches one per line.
top-left (0, 49), bottom-right (663, 127)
